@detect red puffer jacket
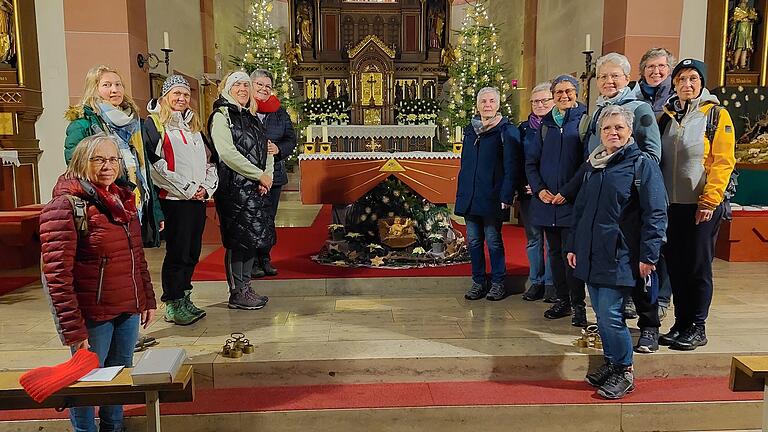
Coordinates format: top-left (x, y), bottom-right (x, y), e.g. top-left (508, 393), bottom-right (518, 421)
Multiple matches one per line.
top-left (40, 176), bottom-right (156, 346)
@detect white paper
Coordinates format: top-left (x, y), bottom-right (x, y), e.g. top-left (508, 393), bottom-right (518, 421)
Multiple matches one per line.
top-left (79, 366), bottom-right (124, 382)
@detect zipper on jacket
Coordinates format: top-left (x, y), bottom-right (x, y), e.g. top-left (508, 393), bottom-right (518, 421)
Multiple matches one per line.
top-left (123, 225), bottom-right (140, 310)
top-left (553, 127), bottom-right (564, 226)
top-left (96, 256), bottom-right (107, 304)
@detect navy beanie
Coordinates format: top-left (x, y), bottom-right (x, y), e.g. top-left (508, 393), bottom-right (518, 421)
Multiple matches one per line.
top-left (551, 74), bottom-right (580, 94)
top-left (671, 59), bottom-right (707, 88)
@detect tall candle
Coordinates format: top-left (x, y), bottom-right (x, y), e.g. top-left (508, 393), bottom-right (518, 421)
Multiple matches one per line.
top-left (322, 126), bottom-right (329, 143)
top-left (306, 125), bottom-right (312, 143)
top-left (163, 32), bottom-right (170, 50)
top-left (455, 126), bottom-right (462, 143)
top-left (585, 33), bottom-right (591, 52)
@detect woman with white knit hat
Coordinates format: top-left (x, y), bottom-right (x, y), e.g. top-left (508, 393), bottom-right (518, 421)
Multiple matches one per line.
top-left (207, 71), bottom-right (275, 310)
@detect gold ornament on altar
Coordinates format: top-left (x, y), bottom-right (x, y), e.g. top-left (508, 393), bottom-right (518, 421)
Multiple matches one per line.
top-left (365, 138), bottom-right (382, 152)
top-left (378, 217), bottom-right (417, 249)
top-left (303, 143), bottom-right (316, 154)
top-left (320, 143), bottom-right (331, 154)
top-left (284, 42), bottom-right (303, 67)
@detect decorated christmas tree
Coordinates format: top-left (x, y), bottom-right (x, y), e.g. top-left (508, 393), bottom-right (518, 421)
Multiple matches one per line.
top-left (232, 0), bottom-right (297, 120)
top-left (445, 0), bottom-right (512, 132)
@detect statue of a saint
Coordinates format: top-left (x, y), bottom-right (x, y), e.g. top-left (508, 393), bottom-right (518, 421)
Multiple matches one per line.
top-left (407, 81), bottom-right (417, 99)
top-left (284, 42), bottom-right (303, 67)
top-left (394, 82), bottom-right (403, 103)
top-left (326, 81), bottom-right (338, 99)
top-left (297, 1), bottom-right (314, 49)
top-left (339, 80), bottom-right (349, 102)
top-left (0, 0), bottom-right (15, 66)
top-left (428, 7), bottom-right (445, 49)
top-left (441, 43), bottom-right (456, 67)
top-left (728, 0), bottom-right (759, 70)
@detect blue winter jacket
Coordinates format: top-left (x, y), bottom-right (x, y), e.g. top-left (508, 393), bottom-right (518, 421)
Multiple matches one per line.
top-left (517, 118), bottom-right (540, 199)
top-left (455, 116), bottom-right (521, 218)
top-left (568, 141), bottom-right (668, 288)
top-left (525, 103), bottom-right (588, 227)
top-left (258, 107), bottom-right (296, 187)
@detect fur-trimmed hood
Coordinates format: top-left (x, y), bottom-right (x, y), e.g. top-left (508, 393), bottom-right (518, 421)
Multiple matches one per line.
top-left (64, 104), bottom-right (98, 122)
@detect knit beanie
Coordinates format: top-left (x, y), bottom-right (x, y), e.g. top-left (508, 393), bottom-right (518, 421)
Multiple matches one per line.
top-left (161, 74), bottom-right (191, 98)
top-left (671, 58), bottom-right (707, 88)
top-left (223, 71), bottom-right (251, 97)
top-left (19, 349), bottom-right (99, 403)
top-left (551, 74), bottom-right (580, 94)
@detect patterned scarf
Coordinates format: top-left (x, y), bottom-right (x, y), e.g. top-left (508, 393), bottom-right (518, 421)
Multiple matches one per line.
top-left (97, 102), bottom-right (149, 219)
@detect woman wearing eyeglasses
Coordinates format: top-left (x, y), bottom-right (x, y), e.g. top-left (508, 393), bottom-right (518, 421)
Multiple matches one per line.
top-left (634, 48), bottom-right (676, 115)
top-left (40, 134), bottom-right (157, 432)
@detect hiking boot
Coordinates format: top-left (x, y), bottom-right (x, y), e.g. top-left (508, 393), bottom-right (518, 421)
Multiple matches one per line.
top-left (670, 323), bottom-right (707, 351)
top-left (486, 282), bottom-right (506, 301)
top-left (228, 288), bottom-right (268, 310)
top-left (585, 360), bottom-right (614, 387)
top-left (623, 297), bottom-right (638, 319)
top-left (543, 285), bottom-right (558, 303)
top-left (464, 281), bottom-right (488, 300)
top-left (183, 290), bottom-right (206, 318)
top-left (597, 366), bottom-right (635, 399)
top-left (246, 284), bottom-right (270, 304)
top-left (634, 327), bottom-right (659, 353)
top-left (251, 267), bottom-right (266, 279)
top-left (522, 284), bottom-right (544, 301)
top-left (164, 299), bottom-right (202, 325)
top-left (571, 305), bottom-right (588, 327)
top-left (659, 324), bottom-right (685, 346)
top-left (261, 256), bottom-right (278, 277)
top-left (544, 300), bottom-right (572, 319)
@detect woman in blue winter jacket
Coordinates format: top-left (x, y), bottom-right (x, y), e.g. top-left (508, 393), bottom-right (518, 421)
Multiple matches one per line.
top-left (567, 105), bottom-right (667, 400)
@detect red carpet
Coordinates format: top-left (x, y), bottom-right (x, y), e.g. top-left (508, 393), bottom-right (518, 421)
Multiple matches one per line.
top-left (0, 377), bottom-right (761, 421)
top-left (0, 276), bottom-right (39, 296)
top-left (192, 205), bottom-right (529, 280)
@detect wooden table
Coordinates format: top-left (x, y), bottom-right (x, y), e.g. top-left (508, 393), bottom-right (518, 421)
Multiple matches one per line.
top-left (730, 356), bottom-right (768, 431)
top-left (0, 365), bottom-right (194, 432)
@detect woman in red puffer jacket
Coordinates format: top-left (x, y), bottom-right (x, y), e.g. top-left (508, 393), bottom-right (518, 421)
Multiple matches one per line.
top-left (39, 133), bottom-right (156, 432)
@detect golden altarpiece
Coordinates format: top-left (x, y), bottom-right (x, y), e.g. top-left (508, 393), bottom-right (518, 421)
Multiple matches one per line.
top-left (706, 0), bottom-right (768, 86)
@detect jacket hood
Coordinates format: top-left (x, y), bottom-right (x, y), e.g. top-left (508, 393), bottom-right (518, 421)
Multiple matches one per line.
top-left (147, 99), bottom-right (161, 114)
top-left (588, 138), bottom-right (641, 169)
top-left (665, 87), bottom-right (719, 117)
top-left (52, 176), bottom-right (136, 221)
top-left (64, 104), bottom-right (96, 122)
top-left (542, 102), bottom-right (587, 126)
top-left (596, 86), bottom-right (637, 107)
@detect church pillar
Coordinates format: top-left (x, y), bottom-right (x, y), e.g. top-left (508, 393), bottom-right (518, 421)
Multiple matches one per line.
top-left (602, 0), bottom-right (684, 77)
top-left (62, 0), bottom-right (150, 112)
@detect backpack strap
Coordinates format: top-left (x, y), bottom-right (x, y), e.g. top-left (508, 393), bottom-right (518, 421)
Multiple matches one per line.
top-left (65, 195), bottom-right (88, 236)
top-left (148, 113), bottom-right (165, 137)
top-left (705, 105), bottom-right (721, 144)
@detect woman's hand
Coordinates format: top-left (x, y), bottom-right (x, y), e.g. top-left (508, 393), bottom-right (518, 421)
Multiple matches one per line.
top-left (525, 184), bottom-right (533, 195)
top-left (551, 193), bottom-right (567, 205)
top-left (267, 140), bottom-right (279, 155)
top-left (501, 202), bottom-right (510, 210)
top-left (695, 208), bottom-right (714, 225)
top-left (538, 189), bottom-right (555, 203)
top-left (567, 252), bottom-right (576, 269)
top-left (141, 308), bottom-right (156, 329)
top-left (71, 339), bottom-right (90, 351)
top-left (258, 184), bottom-right (269, 196)
top-left (639, 262), bottom-right (656, 279)
top-left (192, 186), bottom-right (207, 200)
top-left (159, 221), bottom-right (165, 232)
top-left (259, 174), bottom-right (273, 190)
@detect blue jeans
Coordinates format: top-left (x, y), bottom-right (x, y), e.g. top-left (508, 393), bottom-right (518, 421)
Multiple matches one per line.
top-left (588, 284), bottom-right (633, 367)
top-left (465, 214), bottom-right (506, 284)
top-left (70, 314), bottom-right (140, 432)
top-left (519, 199), bottom-right (552, 286)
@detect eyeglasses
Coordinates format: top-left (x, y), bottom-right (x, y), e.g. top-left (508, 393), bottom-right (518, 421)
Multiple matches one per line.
top-left (253, 81), bottom-right (273, 91)
top-left (676, 75), bottom-right (700, 84)
top-left (597, 73), bottom-right (627, 82)
top-left (554, 88), bottom-right (576, 96)
top-left (531, 97), bottom-right (553, 106)
top-left (644, 64), bottom-right (669, 71)
top-left (89, 156), bottom-right (122, 166)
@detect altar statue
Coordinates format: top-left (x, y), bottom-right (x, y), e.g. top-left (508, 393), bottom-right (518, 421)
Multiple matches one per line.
top-left (297, 0), bottom-right (314, 49)
top-left (728, 0), bottom-right (759, 70)
top-left (0, 0), bottom-right (15, 66)
top-left (441, 43), bottom-right (456, 67)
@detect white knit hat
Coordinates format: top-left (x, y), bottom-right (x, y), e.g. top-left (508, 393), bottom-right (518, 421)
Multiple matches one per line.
top-left (223, 71), bottom-right (251, 96)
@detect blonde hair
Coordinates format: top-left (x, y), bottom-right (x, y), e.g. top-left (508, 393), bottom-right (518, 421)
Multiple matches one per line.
top-left (157, 94), bottom-right (202, 133)
top-left (65, 133), bottom-right (123, 182)
top-left (79, 65), bottom-right (139, 115)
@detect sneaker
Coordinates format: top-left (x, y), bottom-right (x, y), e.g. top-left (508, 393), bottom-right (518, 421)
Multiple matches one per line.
top-left (261, 257), bottom-right (278, 277)
top-left (597, 367), bottom-right (635, 399)
top-left (464, 281), bottom-right (488, 300)
top-left (543, 285), bottom-right (558, 303)
top-left (585, 361), bottom-right (614, 387)
top-left (164, 299), bottom-right (202, 325)
top-left (522, 284), bottom-right (544, 301)
top-left (544, 300), bottom-right (572, 319)
top-left (246, 285), bottom-right (270, 304)
top-left (623, 297), bottom-right (638, 319)
top-left (571, 305), bottom-right (588, 327)
top-left (486, 282), bottom-right (506, 301)
top-left (228, 288), bottom-right (268, 310)
top-left (634, 327), bottom-right (659, 353)
top-left (658, 324), bottom-right (684, 346)
top-left (670, 323), bottom-right (707, 351)
top-left (183, 290), bottom-right (206, 318)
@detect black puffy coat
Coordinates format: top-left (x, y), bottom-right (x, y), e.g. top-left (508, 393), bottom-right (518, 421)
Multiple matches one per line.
top-left (208, 97), bottom-right (275, 252)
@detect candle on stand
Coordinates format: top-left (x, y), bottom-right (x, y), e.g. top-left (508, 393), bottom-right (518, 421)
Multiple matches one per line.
top-left (455, 126), bottom-right (462, 143)
top-left (585, 33), bottom-right (591, 52)
top-left (322, 126), bottom-right (329, 143)
top-left (163, 32), bottom-right (170, 50)
top-left (306, 125), bottom-right (312, 143)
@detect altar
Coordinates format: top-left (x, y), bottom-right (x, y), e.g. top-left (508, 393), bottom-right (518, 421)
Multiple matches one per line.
top-left (309, 124), bottom-right (436, 152)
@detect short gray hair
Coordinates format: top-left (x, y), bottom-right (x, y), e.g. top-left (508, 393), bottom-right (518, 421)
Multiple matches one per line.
top-left (639, 48), bottom-right (676, 78)
top-left (530, 81), bottom-right (552, 98)
top-left (597, 105), bottom-right (634, 130)
top-left (476, 87), bottom-right (501, 103)
top-left (250, 69), bottom-right (274, 82)
top-left (596, 52), bottom-right (631, 76)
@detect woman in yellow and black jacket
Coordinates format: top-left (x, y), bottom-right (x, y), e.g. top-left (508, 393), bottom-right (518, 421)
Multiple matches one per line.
top-left (657, 59), bottom-right (736, 351)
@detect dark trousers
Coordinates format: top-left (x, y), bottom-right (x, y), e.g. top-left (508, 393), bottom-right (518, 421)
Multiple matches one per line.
top-left (260, 185), bottom-right (283, 259)
top-left (225, 248), bottom-right (257, 293)
top-left (665, 203), bottom-right (724, 326)
top-left (543, 226), bottom-right (586, 308)
top-left (160, 200), bottom-right (206, 302)
top-left (631, 276), bottom-right (660, 329)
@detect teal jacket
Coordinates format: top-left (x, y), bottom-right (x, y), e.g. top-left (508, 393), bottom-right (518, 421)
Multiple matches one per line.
top-left (64, 105), bottom-right (165, 247)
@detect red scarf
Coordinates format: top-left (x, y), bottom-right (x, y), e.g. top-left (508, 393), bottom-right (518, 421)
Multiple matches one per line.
top-left (92, 182), bottom-right (135, 225)
top-left (256, 95), bottom-right (281, 113)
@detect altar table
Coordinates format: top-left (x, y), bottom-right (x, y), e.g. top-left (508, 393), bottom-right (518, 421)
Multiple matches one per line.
top-left (309, 125), bottom-right (437, 152)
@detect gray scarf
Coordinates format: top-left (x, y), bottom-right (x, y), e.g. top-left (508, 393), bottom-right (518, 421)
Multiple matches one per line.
top-left (588, 143), bottom-right (621, 169)
top-left (471, 113), bottom-right (502, 135)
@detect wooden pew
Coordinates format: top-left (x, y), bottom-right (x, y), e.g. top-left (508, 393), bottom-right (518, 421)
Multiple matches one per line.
top-left (730, 356), bottom-right (768, 431)
top-left (0, 365), bottom-right (194, 432)
top-left (0, 209), bottom-right (41, 269)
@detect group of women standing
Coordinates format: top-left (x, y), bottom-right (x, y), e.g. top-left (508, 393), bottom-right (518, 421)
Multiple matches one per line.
top-left (38, 65), bottom-right (294, 431)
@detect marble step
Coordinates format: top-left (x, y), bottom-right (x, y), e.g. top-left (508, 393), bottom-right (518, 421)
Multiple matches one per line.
top-left (4, 400), bottom-right (762, 432)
